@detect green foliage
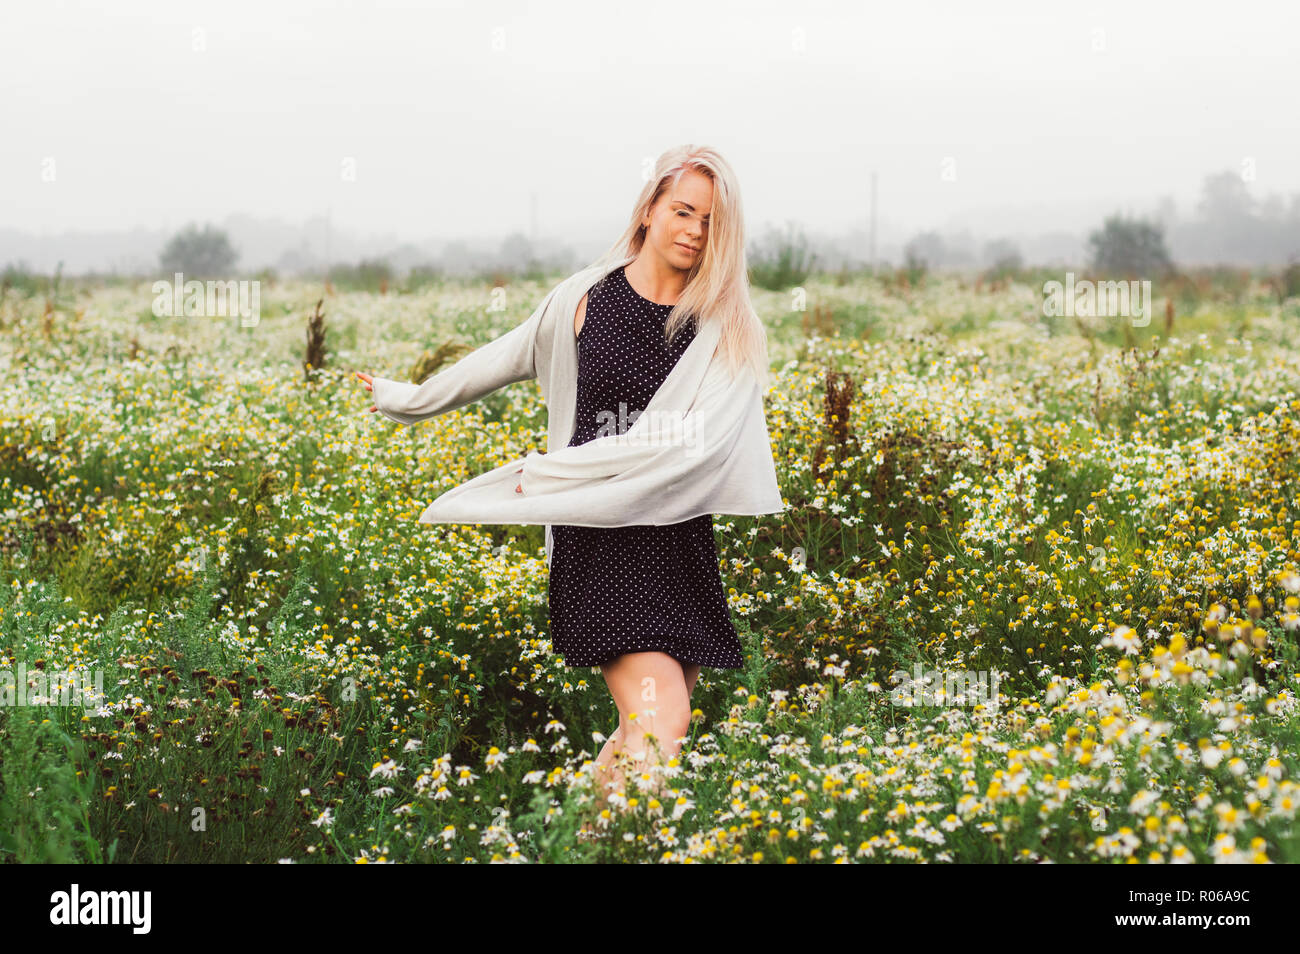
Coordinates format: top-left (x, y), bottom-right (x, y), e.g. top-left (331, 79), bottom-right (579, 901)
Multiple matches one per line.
top-left (405, 264), bottom-right (445, 292)
top-left (6, 270), bottom-right (1300, 863)
top-left (1278, 258), bottom-right (1300, 302)
top-left (158, 223), bottom-right (239, 278)
top-left (327, 258), bottom-right (393, 292)
top-left (1, 261), bottom-right (56, 298)
top-left (1087, 214), bottom-right (1173, 278)
top-left (749, 222), bottom-right (817, 290)
top-left (981, 239), bottom-right (1024, 282)
top-left (0, 712), bottom-right (104, 863)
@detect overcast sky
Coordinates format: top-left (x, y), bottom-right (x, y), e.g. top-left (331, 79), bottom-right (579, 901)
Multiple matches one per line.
top-left (4, 0), bottom-right (1298, 247)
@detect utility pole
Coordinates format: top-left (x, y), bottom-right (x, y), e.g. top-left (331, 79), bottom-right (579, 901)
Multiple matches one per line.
top-left (869, 171), bottom-right (877, 271)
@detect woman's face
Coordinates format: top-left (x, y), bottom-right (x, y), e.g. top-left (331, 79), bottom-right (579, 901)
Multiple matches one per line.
top-left (644, 168), bottom-right (713, 270)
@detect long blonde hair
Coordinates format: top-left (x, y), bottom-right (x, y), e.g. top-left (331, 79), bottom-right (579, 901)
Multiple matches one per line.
top-left (584, 145), bottom-right (772, 392)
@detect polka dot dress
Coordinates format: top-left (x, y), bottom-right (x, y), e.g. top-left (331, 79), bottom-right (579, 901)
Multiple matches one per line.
top-left (548, 265), bottom-right (745, 670)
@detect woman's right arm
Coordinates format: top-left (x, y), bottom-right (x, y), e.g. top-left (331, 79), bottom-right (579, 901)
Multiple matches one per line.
top-left (364, 281), bottom-right (563, 426)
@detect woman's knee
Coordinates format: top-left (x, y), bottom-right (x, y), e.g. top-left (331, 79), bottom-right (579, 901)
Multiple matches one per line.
top-left (618, 705), bottom-right (691, 749)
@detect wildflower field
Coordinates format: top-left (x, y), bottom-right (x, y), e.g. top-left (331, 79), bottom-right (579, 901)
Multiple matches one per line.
top-left (3, 267), bottom-right (1300, 864)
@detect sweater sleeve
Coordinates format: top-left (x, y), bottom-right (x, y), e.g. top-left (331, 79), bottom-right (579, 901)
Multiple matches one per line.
top-left (370, 281), bottom-right (562, 426)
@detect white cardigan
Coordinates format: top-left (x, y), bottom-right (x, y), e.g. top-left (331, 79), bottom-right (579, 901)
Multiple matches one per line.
top-left (370, 254), bottom-right (786, 566)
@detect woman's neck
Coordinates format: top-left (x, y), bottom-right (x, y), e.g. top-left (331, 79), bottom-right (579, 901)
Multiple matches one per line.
top-left (624, 253), bottom-right (687, 307)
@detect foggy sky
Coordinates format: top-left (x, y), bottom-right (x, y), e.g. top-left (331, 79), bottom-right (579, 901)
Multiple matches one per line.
top-left (3, 0), bottom-right (1298, 268)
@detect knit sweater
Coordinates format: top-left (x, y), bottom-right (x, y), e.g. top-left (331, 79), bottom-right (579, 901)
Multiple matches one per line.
top-left (369, 254), bottom-right (786, 566)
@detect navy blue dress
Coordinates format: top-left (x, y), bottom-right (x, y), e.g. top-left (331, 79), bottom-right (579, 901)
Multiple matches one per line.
top-left (548, 265), bottom-right (744, 670)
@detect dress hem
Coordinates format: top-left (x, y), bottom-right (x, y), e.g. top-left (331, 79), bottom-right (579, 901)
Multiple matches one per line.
top-left (556, 645), bottom-right (743, 670)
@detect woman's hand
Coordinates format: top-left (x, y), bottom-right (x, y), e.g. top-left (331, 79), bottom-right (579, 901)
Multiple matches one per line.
top-left (515, 466), bottom-right (523, 494)
top-left (355, 371), bottom-right (377, 412)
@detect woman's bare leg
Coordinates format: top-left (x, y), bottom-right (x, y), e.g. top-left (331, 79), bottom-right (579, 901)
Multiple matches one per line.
top-left (592, 663), bottom-right (699, 770)
top-left (581, 658), bottom-right (703, 836)
top-left (589, 652), bottom-right (693, 819)
top-left (587, 723), bottom-right (624, 821)
top-left (682, 663), bottom-right (701, 698)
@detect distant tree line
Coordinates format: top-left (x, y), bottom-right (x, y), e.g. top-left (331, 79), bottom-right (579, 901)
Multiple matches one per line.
top-left (900, 168), bottom-right (1300, 278)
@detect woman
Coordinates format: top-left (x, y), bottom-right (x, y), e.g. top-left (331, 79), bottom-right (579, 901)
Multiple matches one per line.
top-left (357, 145), bottom-right (781, 835)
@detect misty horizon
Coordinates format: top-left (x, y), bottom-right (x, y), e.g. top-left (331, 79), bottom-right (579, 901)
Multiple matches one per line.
top-left (4, 0), bottom-right (1300, 275)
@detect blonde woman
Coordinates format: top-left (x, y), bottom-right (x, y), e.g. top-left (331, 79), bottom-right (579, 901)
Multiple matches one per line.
top-left (357, 145), bottom-right (783, 838)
